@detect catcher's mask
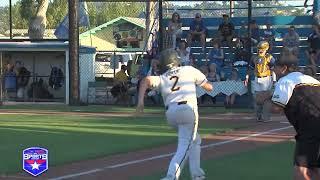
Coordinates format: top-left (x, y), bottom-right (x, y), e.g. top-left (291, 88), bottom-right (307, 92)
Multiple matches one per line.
top-left (159, 49), bottom-right (180, 74)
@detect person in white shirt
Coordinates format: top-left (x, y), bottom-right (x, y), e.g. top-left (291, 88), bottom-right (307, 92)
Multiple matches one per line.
top-left (136, 49), bottom-right (213, 180)
top-left (266, 54), bottom-right (320, 180)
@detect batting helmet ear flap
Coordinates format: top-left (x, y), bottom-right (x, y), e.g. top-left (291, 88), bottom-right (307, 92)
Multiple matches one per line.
top-left (159, 49), bottom-right (180, 74)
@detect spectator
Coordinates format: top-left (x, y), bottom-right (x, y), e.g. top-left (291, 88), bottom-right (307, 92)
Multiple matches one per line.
top-left (207, 63), bottom-right (221, 82)
top-left (207, 39), bottom-right (224, 75)
top-left (146, 59), bottom-right (161, 105)
top-left (16, 62), bottom-right (30, 100)
top-left (238, 20), bottom-right (247, 43)
top-left (176, 40), bottom-right (194, 66)
top-left (201, 63), bottom-right (220, 104)
top-left (304, 0), bottom-right (320, 25)
top-left (307, 24), bottom-right (320, 56)
top-left (187, 13), bottom-right (207, 52)
top-left (111, 65), bottom-right (129, 103)
top-left (250, 20), bottom-right (260, 45)
top-left (147, 59), bottom-right (160, 76)
top-left (225, 68), bottom-right (240, 108)
top-left (233, 37), bottom-right (250, 63)
top-left (167, 12), bottom-right (182, 48)
top-left (307, 49), bottom-right (320, 72)
top-left (3, 63), bottom-right (17, 100)
top-left (262, 21), bottom-right (275, 51)
top-left (218, 14), bottom-right (235, 49)
top-left (283, 25), bottom-right (300, 57)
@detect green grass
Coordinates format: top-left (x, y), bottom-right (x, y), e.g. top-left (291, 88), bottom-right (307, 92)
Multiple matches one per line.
top-left (133, 142), bottom-right (295, 180)
top-left (0, 104), bottom-right (253, 114)
top-left (0, 111), bottom-right (248, 174)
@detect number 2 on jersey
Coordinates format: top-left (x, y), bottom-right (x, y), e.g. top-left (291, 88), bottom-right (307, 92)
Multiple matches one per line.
top-left (170, 76), bottom-right (180, 92)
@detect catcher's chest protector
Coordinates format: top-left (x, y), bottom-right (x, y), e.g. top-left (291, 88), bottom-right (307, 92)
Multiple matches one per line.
top-left (255, 54), bottom-right (273, 77)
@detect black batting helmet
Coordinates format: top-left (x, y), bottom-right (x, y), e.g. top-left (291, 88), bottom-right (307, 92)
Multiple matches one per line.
top-left (159, 49), bottom-right (180, 74)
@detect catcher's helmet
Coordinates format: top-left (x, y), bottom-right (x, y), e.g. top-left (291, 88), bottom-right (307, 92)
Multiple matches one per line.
top-left (159, 49), bottom-right (180, 74)
top-left (257, 41), bottom-right (269, 51)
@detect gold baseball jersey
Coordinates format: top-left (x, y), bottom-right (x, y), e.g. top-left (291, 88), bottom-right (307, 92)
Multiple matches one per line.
top-left (254, 53), bottom-right (275, 77)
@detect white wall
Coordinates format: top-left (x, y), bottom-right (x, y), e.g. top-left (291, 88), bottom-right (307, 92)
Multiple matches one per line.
top-left (79, 52), bottom-right (95, 103)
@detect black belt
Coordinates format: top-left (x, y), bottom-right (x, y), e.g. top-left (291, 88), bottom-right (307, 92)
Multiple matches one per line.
top-left (165, 101), bottom-right (187, 110)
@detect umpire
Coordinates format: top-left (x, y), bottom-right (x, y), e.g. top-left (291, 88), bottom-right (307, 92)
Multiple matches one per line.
top-left (268, 54), bottom-right (320, 180)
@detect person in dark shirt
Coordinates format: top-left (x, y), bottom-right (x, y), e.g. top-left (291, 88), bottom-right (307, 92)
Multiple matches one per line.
top-left (187, 13), bottom-right (207, 52)
top-left (218, 14), bottom-right (235, 49)
top-left (307, 24), bottom-right (320, 56)
top-left (267, 54), bottom-right (320, 180)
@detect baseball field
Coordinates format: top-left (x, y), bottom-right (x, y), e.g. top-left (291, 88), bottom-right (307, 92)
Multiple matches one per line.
top-left (0, 105), bottom-right (295, 180)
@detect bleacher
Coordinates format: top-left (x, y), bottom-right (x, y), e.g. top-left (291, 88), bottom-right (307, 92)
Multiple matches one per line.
top-left (163, 15), bottom-right (315, 79)
top-left (162, 13), bottom-right (316, 107)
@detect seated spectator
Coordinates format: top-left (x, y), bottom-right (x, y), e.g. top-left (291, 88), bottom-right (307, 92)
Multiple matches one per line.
top-left (307, 24), bottom-right (320, 56)
top-left (207, 63), bottom-right (221, 82)
top-left (261, 21), bottom-right (275, 51)
top-left (187, 13), bottom-right (207, 52)
top-left (218, 14), bottom-right (235, 49)
top-left (225, 68), bottom-right (240, 108)
top-left (146, 59), bottom-right (161, 105)
top-left (250, 20), bottom-right (260, 45)
top-left (176, 40), bottom-right (194, 66)
top-left (3, 63), bottom-right (17, 100)
top-left (16, 63), bottom-right (30, 100)
top-left (233, 37), bottom-right (250, 63)
top-left (147, 59), bottom-right (160, 76)
top-left (307, 49), bottom-right (320, 72)
top-left (207, 39), bottom-right (224, 74)
top-left (201, 63), bottom-right (220, 104)
top-left (167, 12), bottom-right (182, 48)
top-left (111, 65), bottom-right (129, 103)
top-left (283, 25), bottom-right (300, 57)
top-left (238, 20), bottom-right (247, 43)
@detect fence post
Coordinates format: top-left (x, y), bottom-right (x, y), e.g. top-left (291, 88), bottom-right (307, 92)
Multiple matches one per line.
top-left (0, 52), bottom-right (2, 104)
top-left (69, 0), bottom-right (80, 105)
top-left (158, 0), bottom-right (163, 52)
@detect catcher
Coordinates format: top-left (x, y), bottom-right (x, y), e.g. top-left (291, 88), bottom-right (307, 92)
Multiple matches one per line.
top-left (244, 41), bottom-right (276, 122)
top-left (267, 54), bottom-right (320, 180)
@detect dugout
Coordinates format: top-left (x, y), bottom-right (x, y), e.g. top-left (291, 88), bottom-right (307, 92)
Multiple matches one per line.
top-left (0, 42), bottom-right (96, 104)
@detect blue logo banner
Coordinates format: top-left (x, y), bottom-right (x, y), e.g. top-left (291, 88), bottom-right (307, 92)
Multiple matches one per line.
top-left (23, 147), bottom-right (48, 177)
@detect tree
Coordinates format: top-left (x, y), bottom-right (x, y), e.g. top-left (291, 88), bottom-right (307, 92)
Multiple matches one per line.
top-left (46, 0), bottom-right (68, 29)
top-left (28, 0), bottom-right (49, 39)
top-left (87, 2), bottom-right (145, 27)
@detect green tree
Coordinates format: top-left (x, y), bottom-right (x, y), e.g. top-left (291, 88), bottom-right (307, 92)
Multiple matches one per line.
top-left (88, 2), bottom-right (145, 28)
top-left (46, 0), bottom-right (68, 29)
top-left (0, 7), bottom-right (10, 34)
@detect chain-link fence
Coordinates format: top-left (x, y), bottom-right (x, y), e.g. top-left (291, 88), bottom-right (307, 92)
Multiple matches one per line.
top-left (159, 0), bottom-right (318, 108)
top-left (0, 0), bottom-right (317, 106)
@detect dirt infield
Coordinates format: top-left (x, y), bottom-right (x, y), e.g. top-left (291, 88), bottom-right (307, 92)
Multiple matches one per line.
top-left (1, 112), bottom-right (294, 180)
